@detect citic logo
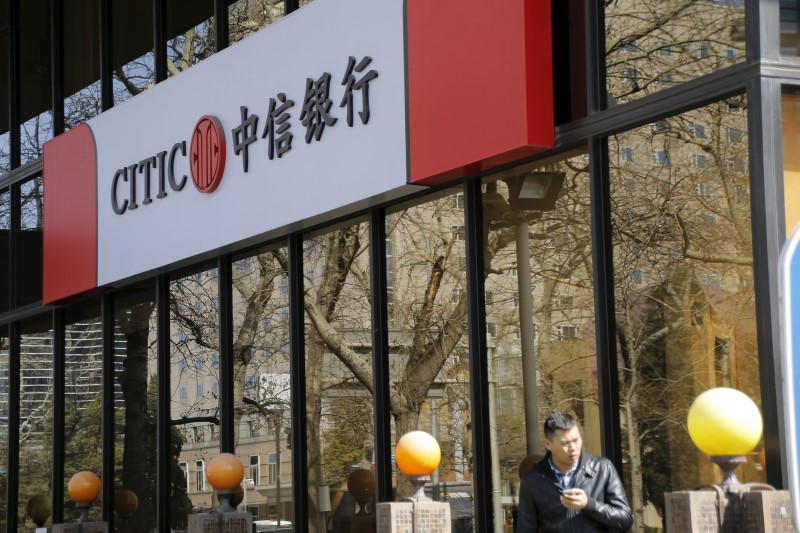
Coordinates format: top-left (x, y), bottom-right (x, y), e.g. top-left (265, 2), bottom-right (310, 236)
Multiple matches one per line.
top-left (110, 114), bottom-right (227, 215)
top-left (190, 115), bottom-right (226, 193)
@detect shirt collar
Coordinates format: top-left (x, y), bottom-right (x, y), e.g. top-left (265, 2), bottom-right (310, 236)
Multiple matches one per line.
top-left (549, 454), bottom-right (580, 488)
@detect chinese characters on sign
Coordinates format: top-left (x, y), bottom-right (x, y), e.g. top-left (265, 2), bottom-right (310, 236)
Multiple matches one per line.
top-left (110, 55), bottom-right (378, 215)
top-left (231, 56), bottom-right (378, 172)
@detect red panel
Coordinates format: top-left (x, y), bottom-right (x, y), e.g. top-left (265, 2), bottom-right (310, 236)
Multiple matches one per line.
top-left (42, 124), bottom-right (98, 304)
top-left (406, 0), bottom-right (554, 185)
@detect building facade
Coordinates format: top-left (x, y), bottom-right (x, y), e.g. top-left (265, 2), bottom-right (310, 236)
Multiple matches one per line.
top-left (0, 0), bottom-right (798, 532)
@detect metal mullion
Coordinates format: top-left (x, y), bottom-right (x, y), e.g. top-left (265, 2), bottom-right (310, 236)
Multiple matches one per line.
top-left (586, 0), bottom-right (606, 114)
top-left (588, 136), bottom-right (623, 472)
top-left (99, 0), bottom-right (113, 111)
top-left (153, 0), bottom-right (167, 84)
top-left (288, 233), bottom-right (308, 533)
top-left (368, 207), bottom-right (392, 503)
top-left (218, 256), bottom-right (234, 453)
top-left (156, 274), bottom-right (171, 531)
top-left (746, 76), bottom-right (785, 488)
top-left (101, 294), bottom-right (115, 525)
top-left (9, 183), bottom-right (17, 309)
top-left (52, 308), bottom-right (65, 523)
top-left (463, 178), bottom-right (492, 532)
top-left (9, 0), bottom-right (20, 169)
top-left (749, 0), bottom-right (778, 64)
top-left (50, 0), bottom-right (64, 136)
top-left (285, 0), bottom-right (300, 15)
top-left (214, 0), bottom-right (229, 52)
top-left (7, 321), bottom-right (20, 532)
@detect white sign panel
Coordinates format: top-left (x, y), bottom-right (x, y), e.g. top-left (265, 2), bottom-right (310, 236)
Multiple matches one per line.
top-left (92, 0), bottom-right (410, 285)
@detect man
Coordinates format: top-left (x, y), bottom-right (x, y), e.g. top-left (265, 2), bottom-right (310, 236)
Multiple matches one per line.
top-left (517, 412), bottom-right (633, 532)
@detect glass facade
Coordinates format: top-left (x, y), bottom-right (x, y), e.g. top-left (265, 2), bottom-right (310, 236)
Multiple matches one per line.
top-left (0, 1), bottom-right (796, 532)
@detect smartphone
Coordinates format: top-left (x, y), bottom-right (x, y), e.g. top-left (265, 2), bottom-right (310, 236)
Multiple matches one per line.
top-left (555, 483), bottom-right (577, 496)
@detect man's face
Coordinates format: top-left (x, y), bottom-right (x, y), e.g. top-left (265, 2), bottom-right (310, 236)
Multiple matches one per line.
top-left (544, 425), bottom-right (582, 472)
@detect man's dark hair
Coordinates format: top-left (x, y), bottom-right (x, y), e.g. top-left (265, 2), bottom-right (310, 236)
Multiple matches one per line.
top-left (543, 411), bottom-right (577, 440)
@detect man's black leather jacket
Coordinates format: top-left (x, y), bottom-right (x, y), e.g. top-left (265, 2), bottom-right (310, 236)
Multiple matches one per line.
top-left (516, 450), bottom-right (633, 532)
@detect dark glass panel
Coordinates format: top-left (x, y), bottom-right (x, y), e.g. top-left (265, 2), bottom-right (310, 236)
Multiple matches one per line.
top-left (304, 221), bottom-right (373, 533)
top-left (781, 0), bottom-right (800, 56)
top-left (385, 191), bottom-right (474, 526)
top-left (228, 0), bottom-right (286, 45)
top-left (0, 18), bottom-right (9, 174)
top-left (605, 0), bottom-right (745, 106)
top-left (63, 303), bottom-right (103, 521)
top-left (19, 0), bottom-right (53, 165)
top-left (114, 285), bottom-right (158, 532)
top-left (609, 96), bottom-right (761, 531)
top-left (165, 0), bottom-right (215, 78)
top-left (16, 176), bottom-right (43, 307)
top-left (783, 87), bottom-right (800, 233)
top-left (0, 188), bottom-right (8, 314)
top-left (170, 267), bottom-right (220, 524)
top-left (18, 317), bottom-right (54, 532)
top-left (482, 151), bottom-right (598, 530)
top-left (0, 324), bottom-right (8, 531)
top-left (232, 248), bottom-right (292, 524)
top-left (63, 0), bottom-right (101, 127)
top-left (111, 0), bottom-right (155, 106)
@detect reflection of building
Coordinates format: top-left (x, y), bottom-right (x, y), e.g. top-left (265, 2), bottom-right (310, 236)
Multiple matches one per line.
top-left (3, 1), bottom-right (800, 532)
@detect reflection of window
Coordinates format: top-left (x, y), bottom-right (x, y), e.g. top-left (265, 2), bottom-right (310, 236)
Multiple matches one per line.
top-left (245, 375), bottom-right (257, 390)
top-left (655, 41), bottom-right (673, 56)
top-left (212, 353), bottom-right (219, 368)
top-left (691, 154), bottom-right (709, 169)
top-left (451, 193), bottom-right (464, 209)
top-left (178, 331), bottom-right (186, 342)
top-left (485, 291), bottom-right (494, 305)
top-left (249, 454), bottom-right (260, 485)
top-left (196, 460), bottom-right (206, 491)
top-left (280, 310), bottom-right (289, 322)
top-left (727, 127), bottom-right (744, 143)
top-left (695, 43), bottom-right (708, 59)
top-left (556, 295), bottom-right (574, 306)
top-left (620, 67), bottom-right (638, 82)
top-left (511, 292), bottom-right (519, 307)
top-left (451, 225), bottom-right (465, 241)
top-left (196, 383), bottom-right (204, 397)
top-left (195, 301), bottom-right (203, 315)
top-left (651, 150), bottom-right (670, 166)
top-left (728, 158), bottom-right (746, 173)
top-left (623, 39), bottom-right (637, 53)
top-left (268, 452), bottom-right (278, 484)
top-left (179, 360), bottom-right (187, 373)
top-left (248, 420), bottom-right (259, 437)
top-left (630, 270), bottom-right (644, 285)
top-left (179, 461), bottom-right (189, 491)
top-left (486, 322), bottom-right (497, 338)
top-left (621, 147), bottom-right (634, 162)
top-left (558, 325), bottom-right (577, 340)
top-left (688, 123), bottom-right (706, 138)
top-left (280, 277), bottom-right (288, 295)
top-left (724, 48), bottom-right (736, 60)
top-left (180, 386), bottom-right (187, 400)
top-left (651, 121), bottom-right (668, 133)
top-left (507, 262), bottom-right (517, 277)
top-left (196, 357), bottom-right (205, 370)
top-left (655, 73), bottom-right (674, 86)
top-left (695, 182), bottom-right (713, 199)
top-left (452, 287), bottom-right (465, 303)
top-left (212, 381), bottom-right (219, 396)
top-left (622, 176), bottom-right (636, 192)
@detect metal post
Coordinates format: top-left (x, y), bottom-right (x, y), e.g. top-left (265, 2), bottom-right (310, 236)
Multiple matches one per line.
top-left (515, 219), bottom-right (540, 455)
top-left (488, 348), bottom-right (504, 533)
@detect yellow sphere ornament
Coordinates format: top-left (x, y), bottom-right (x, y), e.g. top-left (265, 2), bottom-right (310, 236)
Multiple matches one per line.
top-left (206, 453), bottom-right (245, 490)
top-left (68, 471), bottom-right (102, 505)
top-left (395, 431), bottom-right (441, 476)
top-left (687, 387), bottom-right (763, 456)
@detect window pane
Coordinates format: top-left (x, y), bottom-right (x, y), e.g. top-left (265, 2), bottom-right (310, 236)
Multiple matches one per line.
top-left (18, 318), bottom-right (54, 531)
top-left (781, 0), bottom-right (800, 56)
top-left (605, 0), bottom-right (745, 106)
top-left (304, 222), bottom-right (374, 532)
top-left (783, 87), bottom-right (800, 233)
top-left (63, 303), bottom-right (103, 521)
top-left (0, 26), bottom-right (10, 174)
top-left (386, 190), bottom-right (473, 526)
top-left (228, 0), bottom-right (286, 45)
top-left (114, 285), bottom-right (158, 532)
top-left (609, 97), bottom-right (761, 532)
top-left (112, 0), bottom-right (155, 106)
top-left (232, 249), bottom-right (292, 523)
top-left (19, 0), bottom-right (53, 165)
top-left (171, 267), bottom-right (220, 524)
top-left (16, 176), bottom-right (44, 306)
top-left (0, 325), bottom-right (8, 532)
top-left (482, 151), bottom-right (598, 530)
top-left (0, 189), bottom-right (8, 314)
top-left (166, 0), bottom-right (215, 78)
top-left (64, 2), bottom-right (101, 127)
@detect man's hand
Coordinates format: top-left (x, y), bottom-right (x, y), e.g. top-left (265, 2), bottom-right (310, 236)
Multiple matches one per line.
top-left (560, 488), bottom-right (588, 510)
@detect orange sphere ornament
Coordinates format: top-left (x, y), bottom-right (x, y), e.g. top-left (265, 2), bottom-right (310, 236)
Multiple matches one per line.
top-left (68, 471), bottom-right (101, 505)
top-left (206, 453), bottom-right (245, 491)
top-left (114, 489), bottom-right (138, 515)
top-left (395, 431), bottom-right (441, 476)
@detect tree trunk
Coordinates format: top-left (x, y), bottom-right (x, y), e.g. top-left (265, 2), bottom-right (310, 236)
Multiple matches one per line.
top-left (393, 408), bottom-right (422, 499)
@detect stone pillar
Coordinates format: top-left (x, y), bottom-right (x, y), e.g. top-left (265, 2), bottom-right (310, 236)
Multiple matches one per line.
top-left (52, 523), bottom-right (108, 533)
top-left (665, 490), bottom-right (794, 532)
top-left (187, 512), bottom-right (252, 533)
top-left (375, 500), bottom-right (451, 533)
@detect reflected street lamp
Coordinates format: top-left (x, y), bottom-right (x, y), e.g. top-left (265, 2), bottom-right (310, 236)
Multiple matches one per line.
top-left (504, 172), bottom-right (564, 457)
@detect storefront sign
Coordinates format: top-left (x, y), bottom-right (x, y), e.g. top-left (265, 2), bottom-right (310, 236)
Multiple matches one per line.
top-left (42, 0), bottom-right (554, 304)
